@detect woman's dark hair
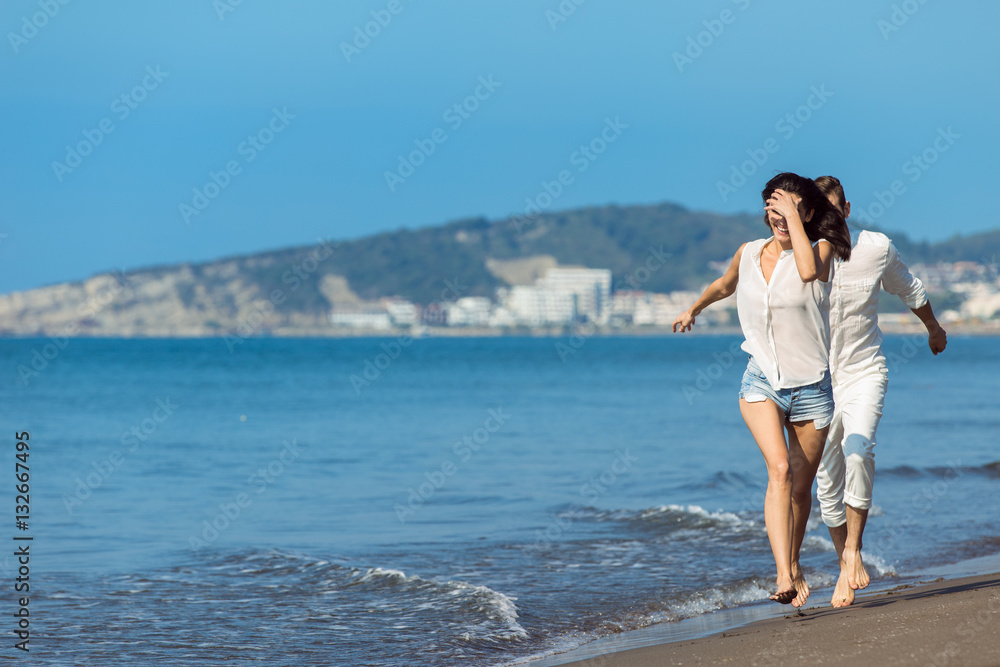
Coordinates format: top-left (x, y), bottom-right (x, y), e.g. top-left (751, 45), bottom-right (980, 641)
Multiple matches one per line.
top-left (814, 175), bottom-right (847, 216)
top-left (761, 172), bottom-right (852, 261)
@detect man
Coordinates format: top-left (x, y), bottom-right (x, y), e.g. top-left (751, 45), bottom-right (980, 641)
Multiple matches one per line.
top-left (813, 176), bottom-right (948, 607)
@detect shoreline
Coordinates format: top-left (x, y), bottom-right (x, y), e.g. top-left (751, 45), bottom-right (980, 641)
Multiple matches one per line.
top-left (2, 323), bottom-right (998, 339)
top-left (526, 553), bottom-right (1000, 667)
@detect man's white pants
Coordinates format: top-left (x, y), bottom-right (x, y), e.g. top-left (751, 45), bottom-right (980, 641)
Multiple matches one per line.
top-left (816, 370), bottom-right (889, 527)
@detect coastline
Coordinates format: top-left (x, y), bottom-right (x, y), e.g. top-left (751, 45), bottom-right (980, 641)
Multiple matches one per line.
top-left (2, 322), bottom-right (999, 339)
top-left (527, 554), bottom-right (1000, 667)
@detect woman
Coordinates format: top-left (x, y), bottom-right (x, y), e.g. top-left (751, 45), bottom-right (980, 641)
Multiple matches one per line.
top-left (672, 173), bottom-right (852, 607)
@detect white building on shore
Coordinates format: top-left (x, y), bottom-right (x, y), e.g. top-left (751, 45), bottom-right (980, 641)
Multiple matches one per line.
top-left (536, 267), bottom-right (611, 324)
top-left (445, 297), bottom-right (493, 327)
top-left (611, 289), bottom-right (735, 327)
top-left (329, 306), bottom-right (393, 329)
top-left (499, 285), bottom-right (576, 326)
top-left (330, 298), bottom-right (420, 329)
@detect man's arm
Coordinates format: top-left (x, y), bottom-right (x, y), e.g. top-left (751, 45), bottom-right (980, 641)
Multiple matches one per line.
top-left (911, 302), bottom-right (947, 355)
top-left (881, 242), bottom-right (947, 355)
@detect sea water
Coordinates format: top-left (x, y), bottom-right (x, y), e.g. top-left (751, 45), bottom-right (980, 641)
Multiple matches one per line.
top-left (2, 335), bottom-right (997, 665)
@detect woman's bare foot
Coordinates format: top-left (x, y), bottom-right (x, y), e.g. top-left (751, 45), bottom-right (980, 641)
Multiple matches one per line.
top-left (790, 563), bottom-right (810, 608)
top-left (769, 575), bottom-right (797, 605)
top-left (843, 548), bottom-right (870, 590)
top-left (831, 569), bottom-right (854, 607)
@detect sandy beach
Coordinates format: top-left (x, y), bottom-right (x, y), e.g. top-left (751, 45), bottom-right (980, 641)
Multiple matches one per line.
top-left (551, 572), bottom-right (1000, 667)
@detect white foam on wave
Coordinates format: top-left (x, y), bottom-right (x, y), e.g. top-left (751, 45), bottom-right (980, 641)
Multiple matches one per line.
top-left (805, 514), bottom-right (825, 532)
top-left (664, 578), bottom-right (772, 619)
top-left (350, 566), bottom-right (529, 643)
top-left (355, 567), bottom-right (406, 583)
top-left (860, 551), bottom-right (897, 577)
top-left (638, 504), bottom-right (753, 527)
top-left (803, 535), bottom-right (836, 552)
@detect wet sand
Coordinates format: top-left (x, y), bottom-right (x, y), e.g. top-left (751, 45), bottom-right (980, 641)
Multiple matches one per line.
top-left (553, 572), bottom-right (1000, 667)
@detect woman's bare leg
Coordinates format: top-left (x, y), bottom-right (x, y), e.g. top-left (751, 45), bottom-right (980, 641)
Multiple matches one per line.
top-left (740, 398), bottom-right (796, 604)
top-left (786, 420), bottom-right (829, 608)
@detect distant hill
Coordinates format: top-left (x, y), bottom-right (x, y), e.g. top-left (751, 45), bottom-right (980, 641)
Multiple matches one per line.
top-left (331, 203), bottom-right (768, 304)
top-left (1, 202), bottom-right (997, 336)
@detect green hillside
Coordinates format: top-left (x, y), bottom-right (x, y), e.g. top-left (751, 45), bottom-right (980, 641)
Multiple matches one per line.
top-left (163, 204), bottom-right (1000, 313)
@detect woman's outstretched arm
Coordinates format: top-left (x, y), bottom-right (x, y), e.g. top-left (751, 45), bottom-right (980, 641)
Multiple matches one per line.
top-left (672, 243), bottom-right (746, 332)
top-left (767, 189), bottom-right (834, 282)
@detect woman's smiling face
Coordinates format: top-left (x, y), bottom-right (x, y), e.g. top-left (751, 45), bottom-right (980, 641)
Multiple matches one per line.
top-left (766, 196), bottom-right (810, 240)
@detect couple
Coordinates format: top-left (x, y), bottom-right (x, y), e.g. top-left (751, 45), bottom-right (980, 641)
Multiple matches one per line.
top-left (673, 173), bottom-right (947, 608)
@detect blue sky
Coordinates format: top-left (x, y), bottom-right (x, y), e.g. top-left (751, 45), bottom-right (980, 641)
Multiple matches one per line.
top-left (2, 0), bottom-right (997, 293)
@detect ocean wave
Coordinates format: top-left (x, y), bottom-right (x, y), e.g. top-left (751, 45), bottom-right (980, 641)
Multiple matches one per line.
top-left (562, 504), bottom-right (757, 531)
top-left (678, 469), bottom-right (760, 492)
top-left (200, 551), bottom-right (529, 647)
top-left (880, 461), bottom-right (1000, 479)
top-left (346, 566), bottom-right (529, 643)
top-left (860, 551), bottom-right (898, 577)
top-left (802, 535), bottom-right (836, 552)
top-left (661, 577), bottom-right (773, 620)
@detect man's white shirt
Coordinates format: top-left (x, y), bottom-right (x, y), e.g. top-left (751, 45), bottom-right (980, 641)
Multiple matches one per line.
top-left (829, 230), bottom-right (928, 382)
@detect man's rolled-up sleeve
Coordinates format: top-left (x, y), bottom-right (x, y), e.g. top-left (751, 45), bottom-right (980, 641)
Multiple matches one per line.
top-left (881, 242), bottom-right (928, 309)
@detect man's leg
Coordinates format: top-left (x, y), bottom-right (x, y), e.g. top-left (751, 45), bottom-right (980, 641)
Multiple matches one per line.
top-left (833, 373), bottom-right (887, 604)
top-left (816, 401), bottom-right (853, 606)
top-left (842, 503), bottom-right (870, 590)
top-left (787, 419), bottom-right (829, 608)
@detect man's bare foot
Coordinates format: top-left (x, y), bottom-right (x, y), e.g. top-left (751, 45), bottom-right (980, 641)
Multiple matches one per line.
top-left (831, 568), bottom-right (854, 607)
top-left (790, 563), bottom-right (810, 608)
top-left (843, 549), bottom-right (870, 590)
top-left (769, 575), bottom-right (796, 605)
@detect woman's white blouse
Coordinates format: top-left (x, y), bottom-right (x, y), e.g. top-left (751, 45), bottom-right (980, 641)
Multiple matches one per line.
top-left (737, 237), bottom-right (833, 390)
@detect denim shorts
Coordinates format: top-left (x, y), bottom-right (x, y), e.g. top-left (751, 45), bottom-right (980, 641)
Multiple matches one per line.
top-left (739, 357), bottom-right (834, 429)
